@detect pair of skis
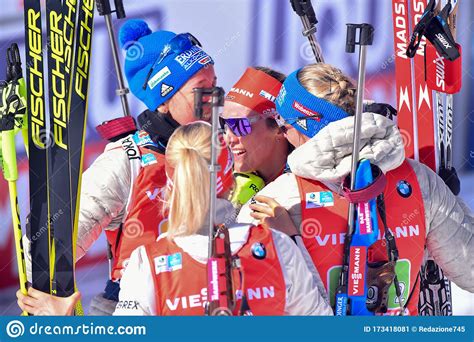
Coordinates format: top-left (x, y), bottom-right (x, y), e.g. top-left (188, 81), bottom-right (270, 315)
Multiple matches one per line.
top-left (24, 0), bottom-right (94, 311)
top-left (392, 0), bottom-right (461, 315)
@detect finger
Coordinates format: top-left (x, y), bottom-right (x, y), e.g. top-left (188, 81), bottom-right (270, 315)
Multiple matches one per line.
top-left (27, 287), bottom-right (45, 300)
top-left (249, 203), bottom-right (274, 217)
top-left (20, 294), bottom-right (38, 307)
top-left (17, 299), bottom-right (34, 313)
top-left (250, 211), bottom-right (271, 221)
top-left (254, 195), bottom-right (281, 209)
top-left (16, 289), bottom-right (25, 300)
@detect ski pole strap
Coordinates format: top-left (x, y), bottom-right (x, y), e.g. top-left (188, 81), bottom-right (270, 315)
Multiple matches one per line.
top-left (342, 165), bottom-right (387, 203)
top-left (406, 0), bottom-right (437, 58)
top-left (96, 0), bottom-right (125, 18)
top-left (406, 0), bottom-right (460, 61)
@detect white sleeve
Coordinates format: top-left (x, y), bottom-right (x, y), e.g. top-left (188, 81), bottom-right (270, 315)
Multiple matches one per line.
top-left (271, 230), bottom-right (334, 316)
top-left (409, 160), bottom-right (474, 292)
top-left (113, 246), bottom-right (156, 316)
top-left (76, 144), bottom-right (131, 260)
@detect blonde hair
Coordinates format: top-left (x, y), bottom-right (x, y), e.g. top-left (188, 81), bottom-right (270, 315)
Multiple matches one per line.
top-left (298, 63), bottom-right (356, 115)
top-left (164, 122), bottom-right (212, 238)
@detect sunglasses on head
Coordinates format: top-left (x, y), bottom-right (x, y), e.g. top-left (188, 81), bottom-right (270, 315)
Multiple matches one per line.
top-left (274, 113), bottom-right (322, 133)
top-left (219, 116), bottom-right (264, 137)
top-left (142, 33), bottom-right (202, 90)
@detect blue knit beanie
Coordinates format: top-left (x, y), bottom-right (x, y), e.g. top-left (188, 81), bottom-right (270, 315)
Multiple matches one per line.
top-left (119, 19), bottom-right (214, 111)
top-left (276, 69), bottom-right (349, 138)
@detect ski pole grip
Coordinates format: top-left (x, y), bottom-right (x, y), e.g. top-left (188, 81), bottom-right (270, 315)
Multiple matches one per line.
top-left (193, 88), bottom-right (204, 119)
top-left (290, 0), bottom-right (317, 24)
top-left (114, 0), bottom-right (126, 19)
top-left (345, 23), bottom-right (374, 53)
top-left (95, 0), bottom-right (112, 16)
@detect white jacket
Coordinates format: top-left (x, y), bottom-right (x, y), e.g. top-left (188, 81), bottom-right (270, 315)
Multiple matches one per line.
top-left (237, 112), bottom-right (474, 293)
top-left (25, 136), bottom-right (133, 280)
top-left (114, 199), bottom-right (333, 316)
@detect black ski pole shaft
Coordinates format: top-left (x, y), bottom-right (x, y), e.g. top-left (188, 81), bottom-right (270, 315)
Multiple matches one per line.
top-left (96, 0), bottom-right (130, 117)
top-left (290, 0), bottom-right (324, 63)
top-left (346, 23), bottom-right (374, 235)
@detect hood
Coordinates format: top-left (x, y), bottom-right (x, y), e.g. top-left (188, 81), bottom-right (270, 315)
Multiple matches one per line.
top-left (287, 112), bottom-right (405, 183)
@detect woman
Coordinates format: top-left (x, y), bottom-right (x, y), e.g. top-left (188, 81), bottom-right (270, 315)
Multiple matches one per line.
top-left (221, 67), bottom-right (292, 207)
top-left (238, 63), bottom-right (474, 315)
top-left (113, 122), bottom-right (332, 315)
top-left (23, 19), bottom-right (217, 315)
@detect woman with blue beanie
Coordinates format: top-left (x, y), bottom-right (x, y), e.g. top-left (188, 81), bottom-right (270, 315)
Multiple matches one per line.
top-left (20, 19), bottom-right (217, 315)
top-left (237, 63), bottom-right (473, 315)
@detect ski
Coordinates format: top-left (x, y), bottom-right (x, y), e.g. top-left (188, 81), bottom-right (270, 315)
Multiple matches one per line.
top-left (411, 0), bottom-right (437, 170)
top-left (45, 0), bottom-right (76, 298)
top-left (391, 0), bottom-right (417, 159)
top-left (67, 0), bottom-right (94, 293)
top-left (24, 0), bottom-right (51, 294)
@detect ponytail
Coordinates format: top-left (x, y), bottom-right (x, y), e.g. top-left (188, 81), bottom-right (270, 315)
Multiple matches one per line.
top-left (163, 122), bottom-right (212, 237)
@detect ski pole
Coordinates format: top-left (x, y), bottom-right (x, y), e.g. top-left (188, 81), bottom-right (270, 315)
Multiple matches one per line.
top-left (346, 23), bottom-right (374, 238)
top-left (335, 23), bottom-right (374, 316)
top-left (194, 87), bottom-right (237, 316)
top-left (289, 0), bottom-right (324, 63)
top-left (0, 77), bottom-right (28, 316)
top-left (95, 0), bottom-right (136, 142)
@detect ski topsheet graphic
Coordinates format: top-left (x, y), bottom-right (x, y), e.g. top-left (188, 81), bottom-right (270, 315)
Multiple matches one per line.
top-left (24, 0), bottom-right (51, 295)
top-left (23, 0), bottom-right (94, 313)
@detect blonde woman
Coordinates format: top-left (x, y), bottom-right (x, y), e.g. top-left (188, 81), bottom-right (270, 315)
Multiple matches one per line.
top-left (113, 121), bottom-right (333, 315)
top-left (238, 63), bottom-right (473, 315)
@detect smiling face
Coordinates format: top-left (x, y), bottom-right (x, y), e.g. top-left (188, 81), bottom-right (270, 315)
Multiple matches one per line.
top-left (159, 65), bottom-right (217, 124)
top-left (221, 101), bottom-right (284, 176)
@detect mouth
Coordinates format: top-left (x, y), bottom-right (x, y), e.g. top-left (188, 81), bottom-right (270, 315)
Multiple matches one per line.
top-left (231, 148), bottom-right (247, 159)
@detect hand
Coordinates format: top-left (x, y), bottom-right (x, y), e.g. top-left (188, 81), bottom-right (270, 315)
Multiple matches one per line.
top-left (16, 287), bottom-right (81, 316)
top-left (249, 195), bottom-right (299, 236)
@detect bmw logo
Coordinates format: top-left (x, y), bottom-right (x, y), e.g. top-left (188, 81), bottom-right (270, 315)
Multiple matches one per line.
top-left (251, 242), bottom-right (266, 260)
top-left (397, 180), bottom-right (412, 198)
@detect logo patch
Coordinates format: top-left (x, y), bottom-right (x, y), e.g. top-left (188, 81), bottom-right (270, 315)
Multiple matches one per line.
top-left (305, 191), bottom-right (334, 209)
top-left (175, 46), bottom-right (207, 70)
top-left (396, 180), bottom-right (412, 198)
top-left (154, 252), bottom-right (183, 275)
top-left (259, 89), bottom-right (276, 102)
top-left (292, 100), bottom-right (322, 120)
top-left (251, 242), bottom-right (266, 260)
top-left (148, 66), bottom-right (171, 90)
top-left (161, 83), bottom-right (174, 97)
top-left (141, 153), bottom-right (157, 167)
top-left (133, 131), bottom-right (156, 147)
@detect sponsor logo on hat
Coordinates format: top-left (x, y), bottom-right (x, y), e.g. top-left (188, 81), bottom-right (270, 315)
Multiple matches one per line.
top-left (148, 66), bottom-right (171, 90)
top-left (259, 89), bottom-right (276, 102)
top-left (230, 87), bottom-right (254, 98)
top-left (276, 85), bottom-right (286, 106)
top-left (175, 46), bottom-right (208, 71)
top-left (161, 83), bottom-right (174, 97)
top-left (292, 101), bottom-right (322, 120)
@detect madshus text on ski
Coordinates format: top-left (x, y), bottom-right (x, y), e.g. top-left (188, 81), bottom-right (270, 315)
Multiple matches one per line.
top-left (0, 0), bottom-right (470, 317)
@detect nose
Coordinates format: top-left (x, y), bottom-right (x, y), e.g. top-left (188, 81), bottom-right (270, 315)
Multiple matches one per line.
top-left (224, 126), bottom-right (239, 145)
